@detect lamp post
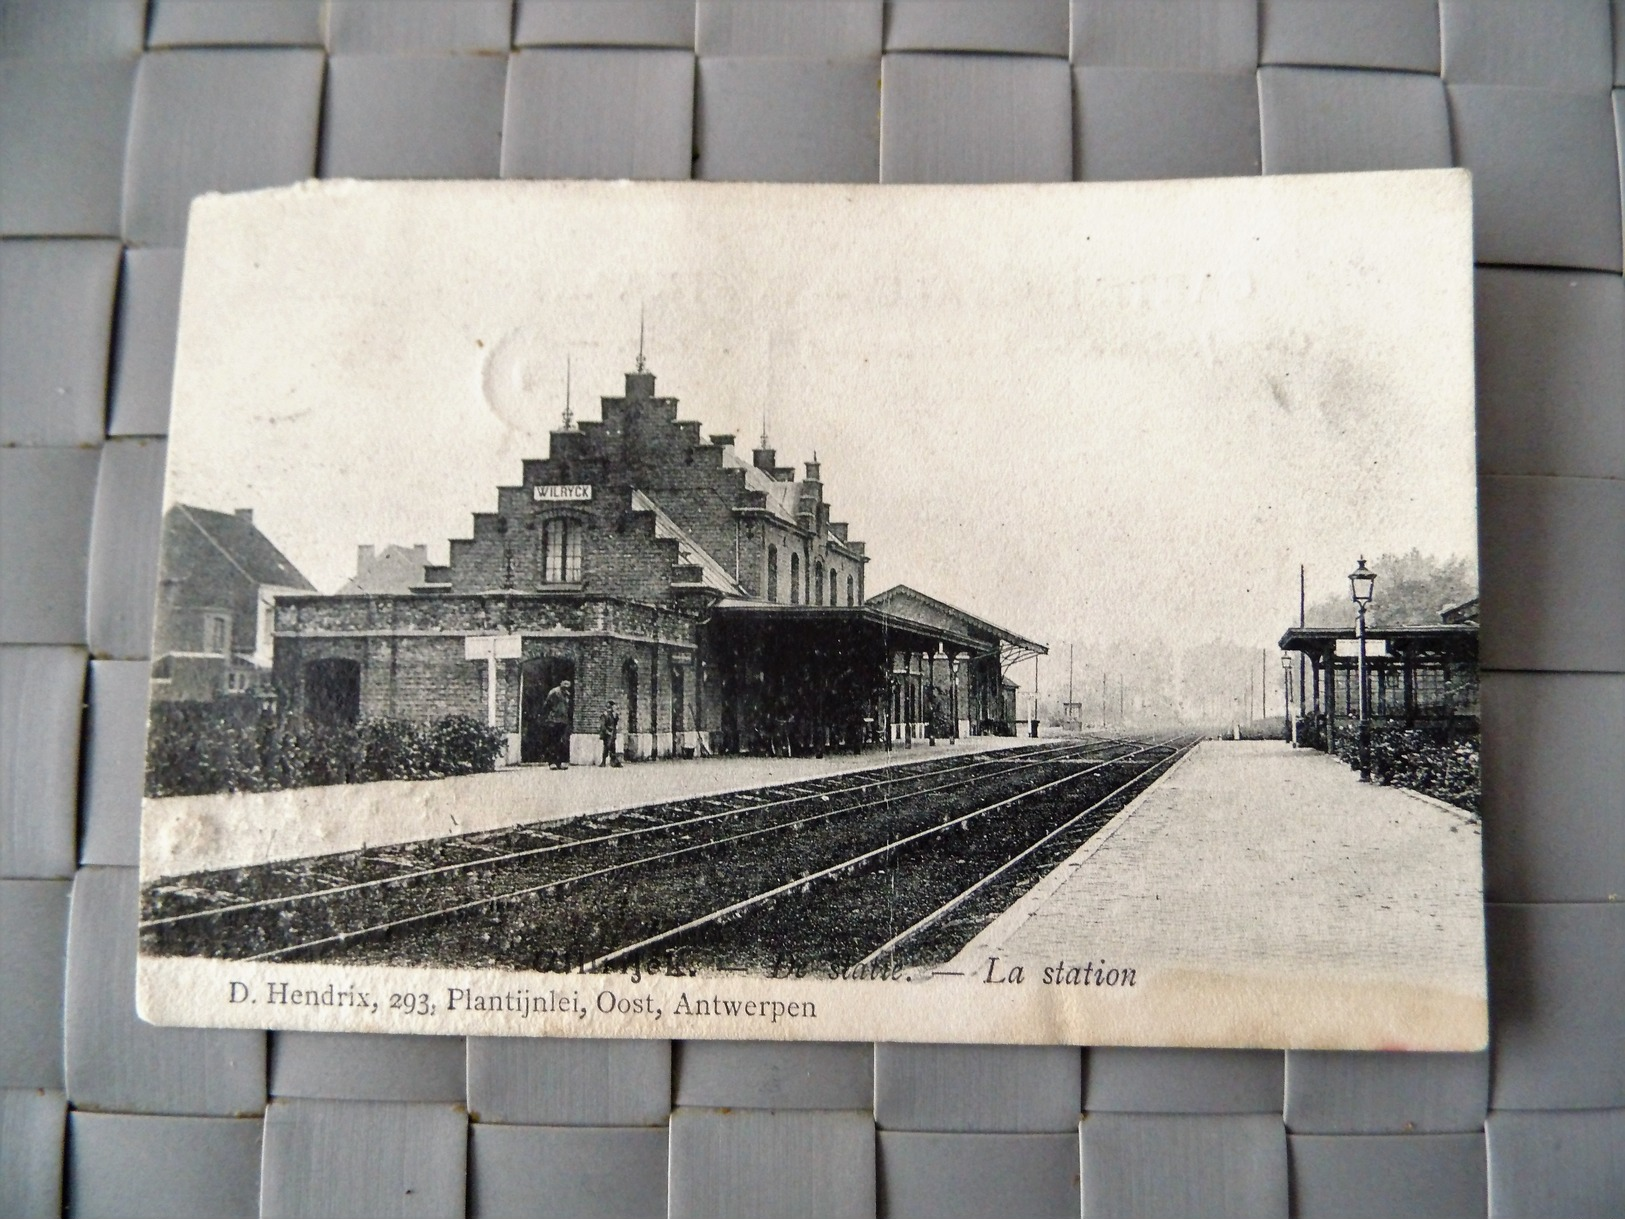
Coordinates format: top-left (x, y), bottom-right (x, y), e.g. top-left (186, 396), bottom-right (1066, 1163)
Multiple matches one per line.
top-left (1349, 557), bottom-right (1376, 782)
top-left (1280, 652), bottom-right (1293, 746)
top-left (951, 651), bottom-right (969, 740)
top-left (930, 644), bottom-right (948, 745)
top-left (897, 653), bottom-right (910, 750)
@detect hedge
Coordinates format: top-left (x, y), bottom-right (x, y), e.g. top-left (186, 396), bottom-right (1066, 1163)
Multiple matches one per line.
top-left (146, 699), bottom-right (505, 797)
top-left (1324, 720), bottom-right (1480, 816)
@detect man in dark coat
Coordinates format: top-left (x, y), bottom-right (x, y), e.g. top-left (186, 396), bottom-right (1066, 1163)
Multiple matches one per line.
top-left (543, 679), bottom-right (572, 769)
top-left (599, 700), bottom-right (621, 767)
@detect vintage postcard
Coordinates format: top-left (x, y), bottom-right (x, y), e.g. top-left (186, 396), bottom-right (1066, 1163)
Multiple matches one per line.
top-left (138, 172), bottom-right (1484, 1048)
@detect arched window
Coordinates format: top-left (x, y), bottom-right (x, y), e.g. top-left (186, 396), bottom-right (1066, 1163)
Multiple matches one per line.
top-left (815, 561), bottom-right (825, 606)
top-left (790, 553), bottom-right (801, 604)
top-left (846, 574), bottom-right (854, 606)
top-left (766, 545), bottom-right (779, 602)
top-left (540, 517), bottom-right (582, 583)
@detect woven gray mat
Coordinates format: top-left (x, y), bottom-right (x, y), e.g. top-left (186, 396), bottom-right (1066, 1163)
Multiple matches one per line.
top-left (3, 2), bottom-right (1623, 1216)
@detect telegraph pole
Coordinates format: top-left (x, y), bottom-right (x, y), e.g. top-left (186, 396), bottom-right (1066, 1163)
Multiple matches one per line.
top-left (1299, 564), bottom-right (1307, 745)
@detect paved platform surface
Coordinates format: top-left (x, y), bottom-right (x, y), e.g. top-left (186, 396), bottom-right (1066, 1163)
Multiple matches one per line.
top-left (949, 741), bottom-right (1487, 1000)
top-left (142, 734), bottom-right (1030, 877)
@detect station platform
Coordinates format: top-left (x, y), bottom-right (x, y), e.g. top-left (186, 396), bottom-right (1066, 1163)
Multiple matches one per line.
top-left (940, 739), bottom-right (1488, 1048)
top-left (142, 733), bottom-right (1032, 877)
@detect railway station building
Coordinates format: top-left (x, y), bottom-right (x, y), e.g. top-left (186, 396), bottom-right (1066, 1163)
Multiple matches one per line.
top-left (270, 362), bottom-right (1046, 764)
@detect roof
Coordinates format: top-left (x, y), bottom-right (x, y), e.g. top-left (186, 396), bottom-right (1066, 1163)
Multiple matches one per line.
top-left (718, 445), bottom-right (862, 554)
top-left (632, 490), bottom-right (744, 596)
top-left (720, 447), bottom-right (800, 525)
top-left (338, 544), bottom-right (428, 595)
top-left (864, 585), bottom-right (1047, 656)
top-left (171, 505), bottom-right (314, 591)
top-left (710, 600), bottom-right (990, 653)
top-left (1279, 623), bottom-right (1478, 652)
top-left (1440, 595), bottom-right (1479, 625)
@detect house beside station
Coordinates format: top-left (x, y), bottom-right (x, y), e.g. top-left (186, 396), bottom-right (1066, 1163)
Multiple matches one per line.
top-left (337, 544), bottom-right (430, 595)
top-left (150, 505), bottom-right (315, 703)
top-left (268, 362), bottom-right (1047, 764)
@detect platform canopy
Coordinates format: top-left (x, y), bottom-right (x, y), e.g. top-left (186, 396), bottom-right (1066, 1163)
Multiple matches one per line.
top-left (1278, 623), bottom-right (1478, 662)
top-left (863, 585), bottom-right (1049, 668)
top-left (708, 600), bottom-right (988, 657)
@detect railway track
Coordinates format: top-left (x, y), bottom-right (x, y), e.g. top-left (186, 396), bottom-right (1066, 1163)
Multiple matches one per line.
top-left (139, 734), bottom-right (1194, 973)
top-left (143, 737), bottom-right (1104, 923)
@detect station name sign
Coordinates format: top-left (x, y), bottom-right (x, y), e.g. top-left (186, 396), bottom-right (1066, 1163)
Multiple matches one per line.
top-left (1334, 638), bottom-right (1389, 658)
top-left (534, 485), bottom-right (592, 501)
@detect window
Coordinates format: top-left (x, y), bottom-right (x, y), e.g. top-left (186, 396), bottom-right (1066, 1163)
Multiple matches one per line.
top-left (815, 561), bottom-right (825, 606)
top-left (202, 612), bottom-right (230, 656)
top-left (541, 517), bottom-right (582, 583)
top-left (766, 545), bottom-right (779, 602)
top-left (846, 574), bottom-right (854, 606)
top-left (790, 553), bottom-right (801, 604)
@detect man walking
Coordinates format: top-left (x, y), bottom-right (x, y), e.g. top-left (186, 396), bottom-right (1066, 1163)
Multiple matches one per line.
top-left (599, 700), bottom-right (621, 767)
top-left (543, 679), bottom-right (572, 769)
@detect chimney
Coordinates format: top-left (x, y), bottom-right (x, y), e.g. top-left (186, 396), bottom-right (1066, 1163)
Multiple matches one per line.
top-left (753, 447), bottom-right (776, 471)
top-left (710, 434), bottom-right (735, 448)
top-left (804, 459), bottom-right (821, 483)
top-left (234, 508), bottom-right (254, 525)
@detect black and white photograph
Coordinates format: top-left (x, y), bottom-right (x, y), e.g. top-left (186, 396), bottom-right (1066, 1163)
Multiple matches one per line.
top-left (137, 171), bottom-right (1484, 1048)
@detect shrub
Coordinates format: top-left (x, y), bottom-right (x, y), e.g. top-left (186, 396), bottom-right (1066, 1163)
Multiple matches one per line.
top-left (146, 701), bottom-right (507, 797)
top-left (290, 720), bottom-right (362, 788)
top-left (425, 714), bottom-right (506, 775)
top-left (146, 699), bottom-right (266, 797)
top-left (1328, 721), bottom-right (1480, 816)
top-left (357, 719), bottom-right (432, 783)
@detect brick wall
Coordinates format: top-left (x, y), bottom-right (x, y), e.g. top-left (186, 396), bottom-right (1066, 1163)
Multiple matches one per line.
top-left (275, 593), bottom-right (703, 740)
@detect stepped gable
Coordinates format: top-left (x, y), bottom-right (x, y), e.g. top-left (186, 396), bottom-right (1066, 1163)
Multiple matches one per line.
top-left (423, 365), bottom-right (865, 605)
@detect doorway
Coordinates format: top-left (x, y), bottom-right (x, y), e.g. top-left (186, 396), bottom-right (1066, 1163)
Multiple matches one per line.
top-left (520, 656), bottom-right (575, 763)
top-left (305, 658), bottom-right (360, 726)
top-left (621, 658), bottom-right (641, 759)
top-left (670, 663), bottom-right (686, 753)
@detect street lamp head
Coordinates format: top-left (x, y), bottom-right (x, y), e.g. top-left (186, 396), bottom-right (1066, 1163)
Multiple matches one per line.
top-left (1280, 651), bottom-right (1292, 670)
top-left (1348, 556), bottom-right (1376, 606)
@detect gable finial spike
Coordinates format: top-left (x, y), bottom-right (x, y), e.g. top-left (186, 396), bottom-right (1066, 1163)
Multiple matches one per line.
top-left (562, 354), bottom-right (573, 429)
top-left (636, 305), bottom-right (646, 373)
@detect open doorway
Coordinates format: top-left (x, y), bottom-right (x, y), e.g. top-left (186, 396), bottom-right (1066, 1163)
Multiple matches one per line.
top-left (304, 658), bottom-right (360, 726)
top-left (520, 656), bottom-right (575, 763)
top-left (622, 658), bottom-right (639, 759)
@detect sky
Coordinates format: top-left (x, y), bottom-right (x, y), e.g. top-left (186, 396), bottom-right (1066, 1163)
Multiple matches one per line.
top-left (167, 174), bottom-right (1478, 701)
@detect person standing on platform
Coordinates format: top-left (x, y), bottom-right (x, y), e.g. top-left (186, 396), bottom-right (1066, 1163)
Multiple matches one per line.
top-left (599, 700), bottom-right (621, 768)
top-left (543, 679), bottom-right (572, 769)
